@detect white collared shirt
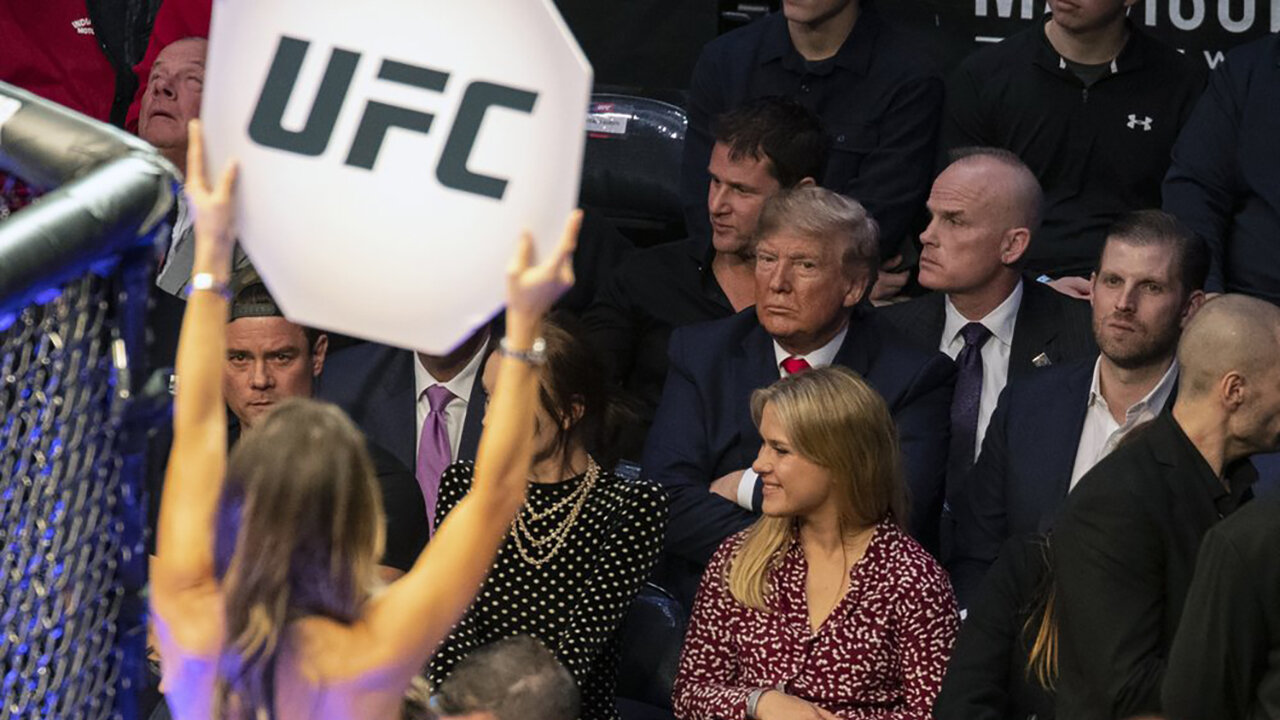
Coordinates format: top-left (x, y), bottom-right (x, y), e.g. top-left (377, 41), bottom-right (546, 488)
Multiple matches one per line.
top-left (413, 341), bottom-right (488, 460)
top-left (1068, 358), bottom-right (1179, 490)
top-left (771, 324), bottom-right (849, 374)
top-left (940, 280), bottom-right (1024, 456)
top-left (738, 325), bottom-right (851, 507)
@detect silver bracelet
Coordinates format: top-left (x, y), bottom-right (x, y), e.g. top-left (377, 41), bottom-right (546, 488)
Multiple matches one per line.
top-left (185, 272), bottom-right (232, 300)
top-left (498, 336), bottom-right (547, 366)
top-left (745, 687), bottom-right (770, 719)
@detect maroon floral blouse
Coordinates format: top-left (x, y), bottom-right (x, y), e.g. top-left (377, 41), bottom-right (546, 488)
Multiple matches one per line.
top-left (672, 520), bottom-right (959, 720)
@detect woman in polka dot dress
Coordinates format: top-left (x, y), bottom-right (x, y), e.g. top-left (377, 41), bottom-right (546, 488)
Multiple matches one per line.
top-left (672, 366), bottom-right (959, 720)
top-left (428, 318), bottom-right (668, 720)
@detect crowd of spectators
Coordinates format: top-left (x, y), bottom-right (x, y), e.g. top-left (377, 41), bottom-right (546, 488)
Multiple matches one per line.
top-left (5, 0), bottom-right (1280, 718)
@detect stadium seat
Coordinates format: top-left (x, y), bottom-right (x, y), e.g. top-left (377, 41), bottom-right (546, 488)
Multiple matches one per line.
top-left (616, 582), bottom-right (688, 717)
top-left (581, 94), bottom-right (688, 248)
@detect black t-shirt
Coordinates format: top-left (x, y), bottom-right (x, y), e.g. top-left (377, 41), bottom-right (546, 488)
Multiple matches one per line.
top-left (1062, 57), bottom-right (1112, 88)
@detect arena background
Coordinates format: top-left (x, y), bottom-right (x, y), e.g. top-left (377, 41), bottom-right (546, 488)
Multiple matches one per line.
top-left (558, 0), bottom-right (1278, 93)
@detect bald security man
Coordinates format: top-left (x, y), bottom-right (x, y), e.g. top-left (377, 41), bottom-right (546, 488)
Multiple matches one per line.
top-left (1052, 295), bottom-right (1280, 720)
top-left (878, 148), bottom-right (1095, 552)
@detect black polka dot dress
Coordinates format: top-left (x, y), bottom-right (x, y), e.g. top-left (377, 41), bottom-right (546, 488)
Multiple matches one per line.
top-left (428, 461), bottom-right (668, 720)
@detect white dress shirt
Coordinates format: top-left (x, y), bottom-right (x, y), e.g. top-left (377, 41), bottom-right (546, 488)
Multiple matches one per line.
top-left (736, 326), bottom-right (850, 508)
top-left (771, 325), bottom-right (849, 374)
top-left (940, 280), bottom-right (1024, 458)
top-left (1069, 358), bottom-right (1179, 490)
top-left (413, 342), bottom-right (487, 461)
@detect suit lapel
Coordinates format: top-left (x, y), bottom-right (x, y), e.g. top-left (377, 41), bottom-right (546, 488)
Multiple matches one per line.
top-left (375, 349), bottom-right (418, 471)
top-left (918, 295), bottom-right (946, 352)
top-left (1048, 361), bottom-right (1096, 501)
top-left (893, 293), bottom-right (944, 352)
top-left (457, 346), bottom-right (494, 462)
top-left (733, 321), bottom-right (781, 458)
top-left (1010, 281), bottom-right (1062, 377)
top-left (835, 307), bottom-right (877, 377)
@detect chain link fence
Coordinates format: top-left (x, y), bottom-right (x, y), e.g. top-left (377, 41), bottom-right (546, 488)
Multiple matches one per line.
top-left (1, 256), bottom-right (153, 720)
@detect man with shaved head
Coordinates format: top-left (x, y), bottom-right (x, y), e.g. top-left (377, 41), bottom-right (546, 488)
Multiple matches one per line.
top-left (1052, 294), bottom-right (1280, 719)
top-left (880, 148), bottom-right (1095, 550)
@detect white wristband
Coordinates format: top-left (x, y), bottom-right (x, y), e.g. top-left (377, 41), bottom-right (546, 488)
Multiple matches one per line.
top-left (736, 468), bottom-right (759, 510)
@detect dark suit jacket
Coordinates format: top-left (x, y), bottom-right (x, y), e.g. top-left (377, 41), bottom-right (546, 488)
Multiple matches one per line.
top-left (642, 306), bottom-right (955, 599)
top-left (317, 342), bottom-right (487, 473)
top-left (934, 534), bottom-right (1055, 720)
top-left (875, 278), bottom-right (1097, 383)
top-left (949, 359), bottom-right (1094, 604)
top-left (1052, 412), bottom-right (1256, 720)
top-left (951, 360), bottom-right (1183, 606)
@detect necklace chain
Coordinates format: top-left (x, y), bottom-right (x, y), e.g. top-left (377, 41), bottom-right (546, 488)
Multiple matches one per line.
top-left (510, 457), bottom-right (600, 568)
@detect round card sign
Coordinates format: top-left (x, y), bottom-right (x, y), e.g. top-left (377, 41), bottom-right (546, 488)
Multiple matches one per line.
top-left (201, 0), bottom-right (591, 353)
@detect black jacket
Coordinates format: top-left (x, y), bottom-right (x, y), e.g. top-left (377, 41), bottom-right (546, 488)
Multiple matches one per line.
top-left (1163, 497), bottom-right (1280, 720)
top-left (934, 535), bottom-right (1055, 720)
top-left (1163, 33), bottom-right (1280, 305)
top-left (875, 279), bottom-right (1096, 385)
top-left (582, 237), bottom-right (733, 426)
top-left (679, 4), bottom-right (942, 258)
top-left (942, 18), bottom-right (1205, 277)
top-left (949, 358), bottom-right (1094, 605)
top-left (1052, 412), bottom-right (1255, 719)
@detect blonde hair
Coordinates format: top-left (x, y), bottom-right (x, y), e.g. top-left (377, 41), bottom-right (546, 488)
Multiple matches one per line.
top-left (211, 398), bottom-right (386, 718)
top-left (728, 366), bottom-right (905, 609)
top-left (1023, 536), bottom-right (1058, 690)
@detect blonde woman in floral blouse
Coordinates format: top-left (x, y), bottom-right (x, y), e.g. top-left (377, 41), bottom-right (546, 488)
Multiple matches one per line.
top-left (673, 366), bottom-right (958, 720)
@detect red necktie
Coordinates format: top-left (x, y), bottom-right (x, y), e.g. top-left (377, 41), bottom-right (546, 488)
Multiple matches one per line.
top-left (781, 356), bottom-right (812, 375)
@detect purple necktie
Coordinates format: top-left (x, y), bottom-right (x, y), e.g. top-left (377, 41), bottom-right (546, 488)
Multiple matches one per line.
top-left (417, 384), bottom-right (455, 531)
top-left (949, 322), bottom-right (992, 478)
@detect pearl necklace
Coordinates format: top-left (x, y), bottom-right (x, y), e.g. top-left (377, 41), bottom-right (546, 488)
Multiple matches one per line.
top-left (510, 456), bottom-right (600, 568)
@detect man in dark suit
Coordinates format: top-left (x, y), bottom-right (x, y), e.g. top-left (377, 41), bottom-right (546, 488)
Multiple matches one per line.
top-left (951, 210), bottom-right (1208, 603)
top-left (1162, 496), bottom-right (1280, 720)
top-left (643, 186), bottom-right (955, 603)
top-left (1052, 294), bottom-right (1280, 720)
top-left (317, 324), bottom-right (491, 527)
top-left (585, 98), bottom-right (826, 437)
top-left (878, 149), bottom-right (1095, 549)
top-left (148, 277), bottom-right (430, 574)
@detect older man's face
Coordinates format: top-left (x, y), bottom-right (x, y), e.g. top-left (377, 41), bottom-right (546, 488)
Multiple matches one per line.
top-left (918, 160), bottom-right (1022, 296)
top-left (139, 38), bottom-right (207, 158)
top-left (754, 231), bottom-right (868, 354)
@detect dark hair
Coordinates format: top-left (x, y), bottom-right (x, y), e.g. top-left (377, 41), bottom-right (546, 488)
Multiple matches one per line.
top-left (534, 314), bottom-right (637, 472)
top-left (1100, 209), bottom-right (1209, 298)
top-left (228, 268), bottom-right (324, 353)
top-left (712, 96), bottom-right (828, 188)
top-left (431, 636), bottom-right (580, 720)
